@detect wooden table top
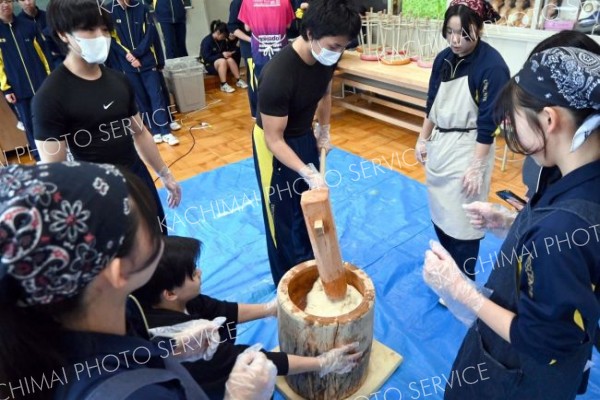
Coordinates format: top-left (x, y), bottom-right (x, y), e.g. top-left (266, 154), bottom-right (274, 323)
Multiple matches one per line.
top-left (337, 51), bottom-right (432, 93)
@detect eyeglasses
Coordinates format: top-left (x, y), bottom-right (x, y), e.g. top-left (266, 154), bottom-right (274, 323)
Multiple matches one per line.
top-left (0, 0), bottom-right (13, 5)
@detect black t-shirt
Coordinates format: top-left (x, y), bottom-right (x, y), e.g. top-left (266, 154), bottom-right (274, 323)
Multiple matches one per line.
top-left (256, 45), bottom-right (335, 136)
top-left (145, 294), bottom-right (240, 340)
top-left (32, 64), bottom-right (139, 167)
top-left (143, 294), bottom-right (289, 400)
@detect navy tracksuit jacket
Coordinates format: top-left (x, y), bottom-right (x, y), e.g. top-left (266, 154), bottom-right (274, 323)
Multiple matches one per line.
top-left (110, 0), bottom-right (171, 135)
top-left (0, 15), bottom-right (50, 160)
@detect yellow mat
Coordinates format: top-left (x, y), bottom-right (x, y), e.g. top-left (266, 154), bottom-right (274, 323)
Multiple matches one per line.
top-left (274, 339), bottom-right (403, 400)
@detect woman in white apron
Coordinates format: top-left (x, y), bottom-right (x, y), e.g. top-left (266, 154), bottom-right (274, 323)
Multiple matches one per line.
top-left (415, 0), bottom-right (509, 280)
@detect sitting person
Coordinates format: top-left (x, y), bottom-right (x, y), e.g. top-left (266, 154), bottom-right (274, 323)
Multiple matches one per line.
top-left (0, 162), bottom-right (276, 400)
top-left (226, 32), bottom-right (242, 69)
top-left (133, 235), bottom-right (362, 399)
top-left (200, 20), bottom-right (248, 93)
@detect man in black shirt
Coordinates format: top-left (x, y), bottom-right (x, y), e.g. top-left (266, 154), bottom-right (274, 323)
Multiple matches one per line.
top-left (33, 0), bottom-right (181, 232)
top-left (252, 0), bottom-right (361, 286)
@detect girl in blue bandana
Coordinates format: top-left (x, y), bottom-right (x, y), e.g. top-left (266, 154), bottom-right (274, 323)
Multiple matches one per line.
top-left (424, 47), bottom-right (600, 399)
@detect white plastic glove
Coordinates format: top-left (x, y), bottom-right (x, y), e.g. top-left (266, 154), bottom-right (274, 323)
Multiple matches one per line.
top-left (317, 342), bottom-right (362, 378)
top-left (314, 123), bottom-right (332, 154)
top-left (462, 158), bottom-right (487, 197)
top-left (423, 241), bottom-right (490, 327)
top-left (157, 166), bottom-right (182, 208)
top-left (415, 138), bottom-right (427, 165)
top-left (299, 163), bottom-right (327, 189)
top-left (263, 298), bottom-right (278, 317)
top-left (148, 317), bottom-right (226, 362)
top-left (463, 201), bottom-right (517, 239)
top-left (224, 345), bottom-right (277, 400)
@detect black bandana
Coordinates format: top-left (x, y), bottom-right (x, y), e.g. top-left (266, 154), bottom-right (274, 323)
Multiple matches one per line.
top-left (0, 162), bottom-right (130, 306)
top-left (516, 47), bottom-right (600, 111)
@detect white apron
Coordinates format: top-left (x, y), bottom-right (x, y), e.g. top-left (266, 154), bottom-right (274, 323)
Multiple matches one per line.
top-left (426, 74), bottom-right (495, 240)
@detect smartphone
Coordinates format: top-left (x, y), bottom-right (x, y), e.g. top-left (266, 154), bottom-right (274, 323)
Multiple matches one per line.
top-left (496, 190), bottom-right (527, 207)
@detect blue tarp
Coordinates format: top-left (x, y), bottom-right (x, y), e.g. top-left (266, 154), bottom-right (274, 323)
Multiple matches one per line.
top-left (159, 149), bottom-right (600, 399)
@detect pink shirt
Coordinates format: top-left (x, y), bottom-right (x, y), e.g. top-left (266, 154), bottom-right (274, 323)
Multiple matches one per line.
top-left (238, 0), bottom-right (294, 65)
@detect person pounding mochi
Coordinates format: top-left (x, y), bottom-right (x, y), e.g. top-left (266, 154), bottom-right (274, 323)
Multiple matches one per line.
top-left (252, 0), bottom-right (361, 286)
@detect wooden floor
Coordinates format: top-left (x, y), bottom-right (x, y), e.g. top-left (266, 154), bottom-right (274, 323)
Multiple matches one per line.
top-left (8, 82), bottom-right (527, 203)
top-left (155, 83), bottom-right (527, 204)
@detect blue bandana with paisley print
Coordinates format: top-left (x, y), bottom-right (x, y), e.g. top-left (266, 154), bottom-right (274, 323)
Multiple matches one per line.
top-left (516, 47), bottom-right (600, 152)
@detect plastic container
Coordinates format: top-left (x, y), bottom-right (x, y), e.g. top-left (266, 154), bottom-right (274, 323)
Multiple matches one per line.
top-left (163, 56), bottom-right (206, 113)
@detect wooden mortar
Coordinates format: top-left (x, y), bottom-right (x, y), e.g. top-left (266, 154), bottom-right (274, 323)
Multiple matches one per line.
top-left (277, 260), bottom-right (375, 399)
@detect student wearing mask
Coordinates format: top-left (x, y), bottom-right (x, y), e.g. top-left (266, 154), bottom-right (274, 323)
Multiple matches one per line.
top-left (424, 47), bottom-right (600, 399)
top-left (252, 0), bottom-right (361, 286)
top-left (32, 0), bottom-right (181, 232)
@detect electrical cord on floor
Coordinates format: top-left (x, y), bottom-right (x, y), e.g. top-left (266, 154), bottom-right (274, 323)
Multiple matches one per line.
top-left (151, 93), bottom-right (235, 182)
top-left (151, 97), bottom-right (223, 183)
top-left (152, 123), bottom-right (205, 183)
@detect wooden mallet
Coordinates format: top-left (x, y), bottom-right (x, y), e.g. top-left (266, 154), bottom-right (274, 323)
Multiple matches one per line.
top-left (300, 147), bottom-right (347, 301)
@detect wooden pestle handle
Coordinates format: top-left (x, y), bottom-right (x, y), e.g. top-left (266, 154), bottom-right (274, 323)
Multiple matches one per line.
top-left (300, 184), bottom-right (347, 300)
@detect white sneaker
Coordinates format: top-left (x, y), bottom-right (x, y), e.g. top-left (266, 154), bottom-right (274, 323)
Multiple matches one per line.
top-left (162, 134), bottom-right (180, 146)
top-left (16, 121), bottom-right (24, 131)
top-left (153, 134), bottom-right (163, 143)
top-left (169, 121), bottom-right (182, 131)
top-left (220, 83), bottom-right (235, 93)
top-left (236, 79), bottom-right (248, 89)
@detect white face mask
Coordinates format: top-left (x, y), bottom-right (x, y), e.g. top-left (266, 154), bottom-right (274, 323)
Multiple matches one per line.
top-left (311, 39), bottom-right (343, 66)
top-left (70, 34), bottom-right (111, 64)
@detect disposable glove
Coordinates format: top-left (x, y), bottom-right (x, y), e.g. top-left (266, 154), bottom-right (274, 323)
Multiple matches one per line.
top-left (148, 317), bottom-right (226, 362)
top-left (314, 123), bottom-right (332, 154)
top-left (462, 158), bottom-right (487, 197)
top-left (463, 201), bottom-right (517, 239)
top-left (423, 241), bottom-right (491, 327)
top-left (317, 342), bottom-right (362, 378)
top-left (299, 163), bottom-right (326, 189)
top-left (158, 166), bottom-right (182, 208)
top-left (415, 138), bottom-right (427, 165)
top-left (224, 345), bottom-right (277, 400)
